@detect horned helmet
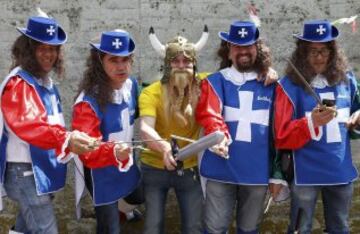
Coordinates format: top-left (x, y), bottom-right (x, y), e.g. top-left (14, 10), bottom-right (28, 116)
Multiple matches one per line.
top-left (148, 26), bottom-right (209, 127)
top-left (148, 25), bottom-right (209, 83)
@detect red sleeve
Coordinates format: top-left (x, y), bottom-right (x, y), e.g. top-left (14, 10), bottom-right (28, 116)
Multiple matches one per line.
top-left (274, 85), bottom-right (313, 149)
top-left (1, 76), bottom-right (67, 155)
top-left (195, 79), bottom-right (230, 138)
top-left (72, 102), bottom-right (129, 169)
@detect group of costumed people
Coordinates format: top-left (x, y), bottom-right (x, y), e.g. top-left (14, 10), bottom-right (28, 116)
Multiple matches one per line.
top-left (0, 7), bottom-right (360, 234)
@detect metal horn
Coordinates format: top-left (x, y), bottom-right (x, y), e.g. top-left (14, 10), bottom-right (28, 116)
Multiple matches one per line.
top-left (149, 26), bottom-right (166, 58)
top-left (194, 25), bottom-right (209, 52)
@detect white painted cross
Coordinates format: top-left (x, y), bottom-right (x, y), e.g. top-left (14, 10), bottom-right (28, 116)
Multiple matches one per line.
top-left (316, 25), bottom-right (326, 35)
top-left (108, 107), bottom-right (134, 142)
top-left (47, 94), bottom-right (65, 127)
top-left (112, 38), bottom-right (123, 49)
top-left (46, 25), bottom-right (55, 36)
top-left (238, 28), bottom-right (248, 38)
top-left (308, 92), bottom-right (349, 143)
top-left (326, 107), bottom-right (349, 142)
top-left (224, 91), bottom-right (269, 142)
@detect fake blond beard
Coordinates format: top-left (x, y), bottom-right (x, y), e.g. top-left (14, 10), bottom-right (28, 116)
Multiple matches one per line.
top-left (162, 68), bottom-right (199, 128)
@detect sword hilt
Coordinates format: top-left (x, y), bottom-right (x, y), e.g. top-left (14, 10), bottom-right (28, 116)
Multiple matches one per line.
top-left (170, 138), bottom-right (184, 176)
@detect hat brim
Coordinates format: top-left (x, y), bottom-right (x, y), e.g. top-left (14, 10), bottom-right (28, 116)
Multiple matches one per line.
top-left (293, 25), bottom-right (339, 42)
top-left (90, 38), bottom-right (135, 57)
top-left (218, 30), bottom-right (259, 46)
top-left (16, 26), bottom-right (67, 45)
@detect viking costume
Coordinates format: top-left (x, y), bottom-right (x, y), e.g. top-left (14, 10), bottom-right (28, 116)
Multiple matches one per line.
top-left (139, 26), bottom-right (208, 234)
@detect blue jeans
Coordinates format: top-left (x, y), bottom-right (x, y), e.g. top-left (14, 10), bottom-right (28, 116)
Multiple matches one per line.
top-left (4, 162), bottom-right (58, 234)
top-left (204, 180), bottom-right (267, 234)
top-left (287, 183), bottom-right (353, 234)
top-left (84, 166), bottom-right (120, 234)
top-left (94, 202), bottom-right (120, 234)
top-left (142, 164), bottom-right (203, 234)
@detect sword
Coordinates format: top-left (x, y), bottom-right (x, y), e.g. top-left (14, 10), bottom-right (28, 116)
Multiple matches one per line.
top-left (87, 139), bottom-right (166, 151)
top-left (173, 131), bottom-right (225, 161)
top-left (115, 139), bottom-right (166, 144)
top-left (286, 58), bottom-right (322, 105)
top-left (95, 130), bottom-right (224, 160)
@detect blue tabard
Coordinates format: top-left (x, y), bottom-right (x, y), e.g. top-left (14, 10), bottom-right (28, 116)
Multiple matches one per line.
top-left (79, 77), bottom-right (141, 206)
top-left (279, 73), bottom-right (359, 185)
top-left (0, 69), bottom-right (67, 195)
top-left (200, 71), bottom-right (275, 184)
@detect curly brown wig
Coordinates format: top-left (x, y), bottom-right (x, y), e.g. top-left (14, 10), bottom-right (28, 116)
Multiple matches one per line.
top-left (216, 39), bottom-right (272, 77)
top-left (10, 35), bottom-right (64, 78)
top-left (285, 39), bottom-right (348, 87)
top-left (76, 50), bottom-right (133, 111)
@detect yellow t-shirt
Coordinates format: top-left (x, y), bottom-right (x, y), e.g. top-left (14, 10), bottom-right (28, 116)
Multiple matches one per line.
top-left (139, 73), bottom-right (209, 169)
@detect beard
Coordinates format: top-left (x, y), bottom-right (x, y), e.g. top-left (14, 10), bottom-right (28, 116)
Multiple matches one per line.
top-left (162, 67), bottom-right (197, 128)
top-left (169, 68), bottom-right (194, 92)
top-left (233, 53), bottom-right (256, 72)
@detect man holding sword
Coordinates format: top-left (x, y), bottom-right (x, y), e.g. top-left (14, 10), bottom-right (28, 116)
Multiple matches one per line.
top-left (139, 27), bottom-right (209, 234)
top-left (274, 20), bottom-right (360, 234)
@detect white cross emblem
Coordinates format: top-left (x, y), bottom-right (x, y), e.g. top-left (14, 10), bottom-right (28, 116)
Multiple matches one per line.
top-left (112, 38), bottom-right (123, 49)
top-left (238, 28), bottom-right (248, 38)
top-left (46, 25), bottom-right (55, 36)
top-left (224, 91), bottom-right (269, 142)
top-left (108, 108), bottom-right (134, 142)
top-left (316, 25), bottom-right (326, 35)
top-left (307, 92), bottom-right (349, 143)
top-left (47, 94), bottom-right (65, 127)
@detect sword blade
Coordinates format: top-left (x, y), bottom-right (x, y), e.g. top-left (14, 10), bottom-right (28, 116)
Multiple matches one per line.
top-left (175, 131), bottom-right (225, 161)
top-left (170, 134), bottom-right (196, 143)
top-left (114, 139), bottom-right (166, 145)
top-left (286, 58), bottom-right (322, 105)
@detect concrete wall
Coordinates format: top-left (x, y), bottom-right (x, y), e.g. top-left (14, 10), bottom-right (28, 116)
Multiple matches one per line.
top-left (0, 1), bottom-right (360, 232)
top-left (0, 0), bottom-right (359, 121)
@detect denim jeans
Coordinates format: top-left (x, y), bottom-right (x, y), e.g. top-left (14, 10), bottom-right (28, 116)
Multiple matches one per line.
top-left (84, 167), bottom-right (120, 234)
top-left (4, 162), bottom-right (58, 234)
top-left (204, 180), bottom-right (267, 234)
top-left (142, 164), bottom-right (203, 234)
top-left (94, 202), bottom-right (120, 234)
top-left (287, 183), bottom-right (353, 234)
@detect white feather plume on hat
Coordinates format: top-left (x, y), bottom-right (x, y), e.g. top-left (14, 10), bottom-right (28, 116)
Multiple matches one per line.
top-left (332, 15), bottom-right (358, 26)
top-left (36, 7), bottom-right (50, 18)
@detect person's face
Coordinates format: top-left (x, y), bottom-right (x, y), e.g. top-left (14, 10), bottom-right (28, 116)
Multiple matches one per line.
top-left (307, 42), bottom-right (330, 74)
top-left (35, 43), bottom-right (59, 76)
top-left (102, 54), bottom-right (132, 89)
top-left (170, 54), bottom-right (194, 71)
top-left (228, 43), bottom-right (257, 72)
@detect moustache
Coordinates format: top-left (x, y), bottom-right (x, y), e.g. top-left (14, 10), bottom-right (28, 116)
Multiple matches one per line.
top-left (170, 69), bottom-right (193, 81)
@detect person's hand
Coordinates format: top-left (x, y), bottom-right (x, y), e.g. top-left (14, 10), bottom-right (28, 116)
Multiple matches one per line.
top-left (114, 143), bottom-right (131, 161)
top-left (68, 130), bottom-right (100, 155)
top-left (347, 110), bottom-right (360, 130)
top-left (163, 149), bottom-right (177, 170)
top-left (269, 183), bottom-right (283, 199)
top-left (311, 105), bottom-right (337, 128)
top-left (211, 137), bottom-right (229, 158)
top-left (261, 67), bottom-right (278, 86)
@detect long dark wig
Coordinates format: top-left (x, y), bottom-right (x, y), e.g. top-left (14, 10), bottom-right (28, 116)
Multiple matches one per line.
top-left (216, 39), bottom-right (272, 76)
top-left (10, 35), bottom-right (64, 78)
top-left (285, 39), bottom-right (348, 87)
top-left (76, 49), bottom-right (133, 110)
